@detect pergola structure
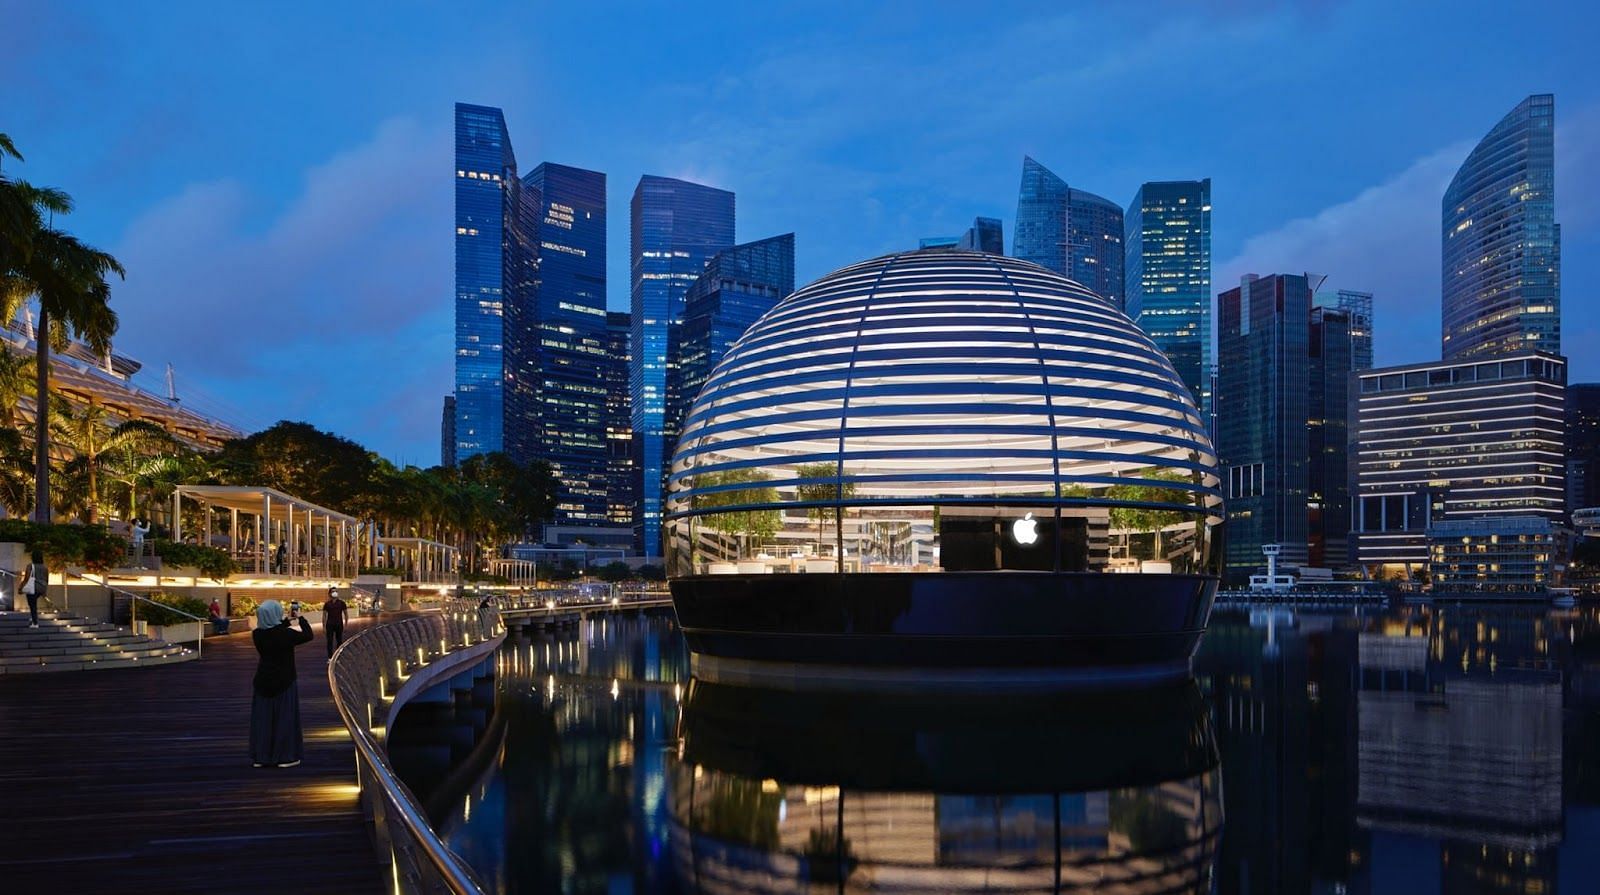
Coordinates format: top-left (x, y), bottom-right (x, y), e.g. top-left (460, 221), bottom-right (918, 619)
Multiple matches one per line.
top-left (375, 537), bottom-right (460, 586)
top-left (486, 557), bottom-right (537, 586)
top-left (172, 485), bottom-right (362, 580)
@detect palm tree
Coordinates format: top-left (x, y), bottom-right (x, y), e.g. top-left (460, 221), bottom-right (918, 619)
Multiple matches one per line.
top-left (50, 401), bottom-right (175, 522)
top-left (0, 427), bottom-right (33, 518)
top-left (2, 228), bottom-right (123, 523)
top-left (0, 347), bottom-right (32, 428)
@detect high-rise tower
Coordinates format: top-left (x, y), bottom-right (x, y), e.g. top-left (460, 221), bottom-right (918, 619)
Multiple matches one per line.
top-left (1125, 179), bottom-right (1211, 409)
top-left (631, 176), bottom-right (735, 557)
top-left (1013, 157), bottom-right (1123, 306)
top-left (1442, 94), bottom-right (1559, 359)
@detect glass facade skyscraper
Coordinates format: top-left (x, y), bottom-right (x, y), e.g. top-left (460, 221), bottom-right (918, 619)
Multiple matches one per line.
top-left (523, 162), bottom-right (610, 526)
top-left (1309, 303), bottom-right (1358, 569)
top-left (604, 311), bottom-right (637, 528)
top-left (957, 216), bottom-right (1004, 254)
top-left (453, 103), bottom-right (530, 460)
top-left (631, 176), bottom-right (735, 557)
top-left (1125, 179), bottom-right (1211, 410)
top-left (1442, 94), bottom-right (1559, 360)
top-left (675, 233), bottom-right (795, 435)
top-left (1216, 274), bottom-right (1312, 582)
top-left (1012, 156), bottom-right (1123, 307)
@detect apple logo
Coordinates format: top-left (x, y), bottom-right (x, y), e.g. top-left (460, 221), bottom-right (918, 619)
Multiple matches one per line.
top-left (1011, 512), bottom-right (1039, 546)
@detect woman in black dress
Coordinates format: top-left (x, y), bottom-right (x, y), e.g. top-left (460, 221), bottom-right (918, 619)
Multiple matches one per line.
top-left (250, 599), bottom-right (314, 767)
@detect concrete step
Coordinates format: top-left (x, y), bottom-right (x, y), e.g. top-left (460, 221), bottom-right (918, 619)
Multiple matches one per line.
top-left (0, 643), bottom-right (185, 661)
top-left (0, 650), bottom-right (195, 673)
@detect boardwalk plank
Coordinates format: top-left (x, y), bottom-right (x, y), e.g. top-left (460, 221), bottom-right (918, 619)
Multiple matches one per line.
top-left (0, 615), bottom-right (393, 894)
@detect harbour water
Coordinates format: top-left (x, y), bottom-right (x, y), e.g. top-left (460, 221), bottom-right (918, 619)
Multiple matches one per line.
top-left (389, 603), bottom-right (1600, 894)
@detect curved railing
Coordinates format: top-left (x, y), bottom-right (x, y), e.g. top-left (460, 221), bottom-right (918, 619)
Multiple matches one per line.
top-left (328, 599), bottom-right (504, 895)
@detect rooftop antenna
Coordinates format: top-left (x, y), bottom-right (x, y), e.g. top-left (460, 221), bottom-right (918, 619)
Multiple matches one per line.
top-left (22, 308), bottom-right (34, 341)
top-left (166, 363), bottom-right (180, 404)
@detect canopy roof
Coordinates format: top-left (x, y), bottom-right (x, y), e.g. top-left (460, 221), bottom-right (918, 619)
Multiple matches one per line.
top-left (174, 484), bottom-right (359, 523)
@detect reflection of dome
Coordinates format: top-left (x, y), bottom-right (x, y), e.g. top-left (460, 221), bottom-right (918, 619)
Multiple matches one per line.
top-left (670, 679), bottom-right (1222, 893)
top-left (665, 249), bottom-right (1224, 686)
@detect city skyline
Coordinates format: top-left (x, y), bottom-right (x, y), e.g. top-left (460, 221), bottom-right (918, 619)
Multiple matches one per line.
top-left (7, 2), bottom-right (1600, 462)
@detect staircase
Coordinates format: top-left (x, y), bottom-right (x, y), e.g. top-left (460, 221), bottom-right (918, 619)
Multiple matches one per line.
top-left (0, 611), bottom-right (196, 674)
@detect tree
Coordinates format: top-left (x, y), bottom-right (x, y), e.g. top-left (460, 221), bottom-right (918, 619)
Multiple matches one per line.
top-left (0, 427), bottom-right (33, 518)
top-left (0, 348), bottom-right (32, 428)
top-left (1105, 467), bottom-right (1194, 561)
top-left (49, 401), bottom-right (176, 522)
top-left (695, 468), bottom-right (781, 558)
top-left (214, 421), bottom-right (375, 511)
top-left (794, 462), bottom-right (854, 554)
top-left (0, 164), bottom-right (124, 524)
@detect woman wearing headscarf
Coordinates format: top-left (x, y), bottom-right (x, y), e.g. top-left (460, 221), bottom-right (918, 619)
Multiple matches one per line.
top-left (249, 599), bottom-right (314, 767)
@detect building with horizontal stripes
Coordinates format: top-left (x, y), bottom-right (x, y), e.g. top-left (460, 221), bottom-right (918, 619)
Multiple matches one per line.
top-left (1351, 352), bottom-right (1566, 579)
top-left (664, 247), bottom-right (1223, 683)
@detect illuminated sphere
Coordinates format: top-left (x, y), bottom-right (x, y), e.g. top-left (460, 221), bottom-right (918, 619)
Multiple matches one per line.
top-left (665, 248), bottom-right (1223, 687)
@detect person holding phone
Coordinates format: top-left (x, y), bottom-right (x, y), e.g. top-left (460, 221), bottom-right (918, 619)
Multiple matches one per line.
top-left (249, 599), bottom-right (313, 768)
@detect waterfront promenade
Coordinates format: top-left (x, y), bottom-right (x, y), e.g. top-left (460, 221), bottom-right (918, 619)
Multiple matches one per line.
top-left (0, 616), bottom-right (394, 893)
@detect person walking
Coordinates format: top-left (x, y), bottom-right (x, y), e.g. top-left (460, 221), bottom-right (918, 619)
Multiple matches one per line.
top-left (18, 550), bottom-right (46, 628)
top-left (323, 586), bottom-right (348, 658)
top-left (274, 542), bottom-right (287, 575)
top-left (249, 599), bottom-right (313, 768)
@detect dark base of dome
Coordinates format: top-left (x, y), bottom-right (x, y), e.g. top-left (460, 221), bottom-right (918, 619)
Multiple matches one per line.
top-left (670, 571), bottom-right (1216, 691)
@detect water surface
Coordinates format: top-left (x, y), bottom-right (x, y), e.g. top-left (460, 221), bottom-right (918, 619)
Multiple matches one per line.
top-left (391, 603), bottom-right (1600, 894)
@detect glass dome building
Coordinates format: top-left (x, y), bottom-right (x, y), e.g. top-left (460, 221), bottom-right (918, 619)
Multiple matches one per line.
top-left (666, 248), bottom-right (1223, 685)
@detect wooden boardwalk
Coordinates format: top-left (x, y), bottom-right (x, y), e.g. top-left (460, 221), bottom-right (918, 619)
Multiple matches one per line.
top-left (0, 615), bottom-right (395, 893)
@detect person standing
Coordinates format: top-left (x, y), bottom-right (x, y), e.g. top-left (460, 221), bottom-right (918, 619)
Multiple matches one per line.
top-left (249, 599), bottom-right (313, 768)
top-left (274, 542), bottom-right (287, 575)
top-left (323, 586), bottom-right (348, 658)
top-left (18, 550), bottom-right (46, 628)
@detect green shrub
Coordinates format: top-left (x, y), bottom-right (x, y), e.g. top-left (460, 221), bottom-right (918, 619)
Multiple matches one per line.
top-left (231, 594), bottom-right (259, 618)
top-left (138, 592), bottom-right (210, 627)
top-left (0, 519), bottom-right (127, 572)
top-left (149, 540), bottom-right (236, 579)
top-left (358, 565), bottom-right (403, 576)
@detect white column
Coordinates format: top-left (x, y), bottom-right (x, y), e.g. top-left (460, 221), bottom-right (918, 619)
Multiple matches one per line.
top-left (172, 491), bottom-right (182, 543)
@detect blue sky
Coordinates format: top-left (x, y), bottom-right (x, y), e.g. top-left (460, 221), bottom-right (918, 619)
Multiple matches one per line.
top-left (5, 0), bottom-right (1598, 463)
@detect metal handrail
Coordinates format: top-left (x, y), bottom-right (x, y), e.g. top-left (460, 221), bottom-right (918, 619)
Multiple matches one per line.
top-left (65, 568), bottom-right (206, 659)
top-left (327, 601), bottom-right (501, 894)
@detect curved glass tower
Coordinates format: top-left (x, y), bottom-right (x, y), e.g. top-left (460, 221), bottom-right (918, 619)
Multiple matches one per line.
top-left (1442, 94), bottom-right (1559, 359)
top-left (1012, 156), bottom-right (1124, 308)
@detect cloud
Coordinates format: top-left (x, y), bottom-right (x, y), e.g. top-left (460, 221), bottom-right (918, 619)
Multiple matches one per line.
top-left (1216, 143), bottom-right (1468, 367)
top-left (1216, 100), bottom-right (1600, 377)
top-left (109, 117), bottom-right (452, 460)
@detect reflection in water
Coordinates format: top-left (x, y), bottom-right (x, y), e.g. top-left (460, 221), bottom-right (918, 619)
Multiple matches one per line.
top-left (1197, 603), bottom-right (1600, 893)
top-left (672, 680), bottom-right (1221, 893)
top-left (401, 603), bottom-right (1600, 894)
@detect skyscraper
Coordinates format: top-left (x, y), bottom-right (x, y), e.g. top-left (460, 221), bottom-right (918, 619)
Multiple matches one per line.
top-left (957, 216), bottom-right (1004, 254)
top-left (1442, 94), bottom-right (1559, 359)
top-left (631, 176), bottom-right (735, 557)
top-left (604, 311), bottom-right (637, 529)
top-left (1329, 289), bottom-right (1374, 372)
top-left (676, 234), bottom-right (795, 434)
top-left (1012, 157), bottom-right (1123, 306)
top-left (453, 103), bottom-right (534, 461)
top-left (522, 162), bottom-right (610, 526)
top-left (1216, 274), bottom-right (1312, 581)
top-left (1125, 179), bottom-right (1211, 409)
top-left (1351, 353), bottom-right (1567, 584)
top-left (440, 395), bottom-right (455, 467)
top-left (1567, 383), bottom-right (1600, 516)
top-left (1309, 302), bottom-right (1358, 568)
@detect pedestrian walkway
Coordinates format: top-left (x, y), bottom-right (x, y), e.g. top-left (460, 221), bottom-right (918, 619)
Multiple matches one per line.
top-left (0, 615), bottom-right (398, 893)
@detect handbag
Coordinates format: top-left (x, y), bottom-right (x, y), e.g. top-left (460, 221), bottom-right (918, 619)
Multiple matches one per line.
top-left (21, 576), bottom-right (36, 596)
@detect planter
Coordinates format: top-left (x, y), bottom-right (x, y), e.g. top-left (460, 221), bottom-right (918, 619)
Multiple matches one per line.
top-left (150, 620), bottom-right (204, 644)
